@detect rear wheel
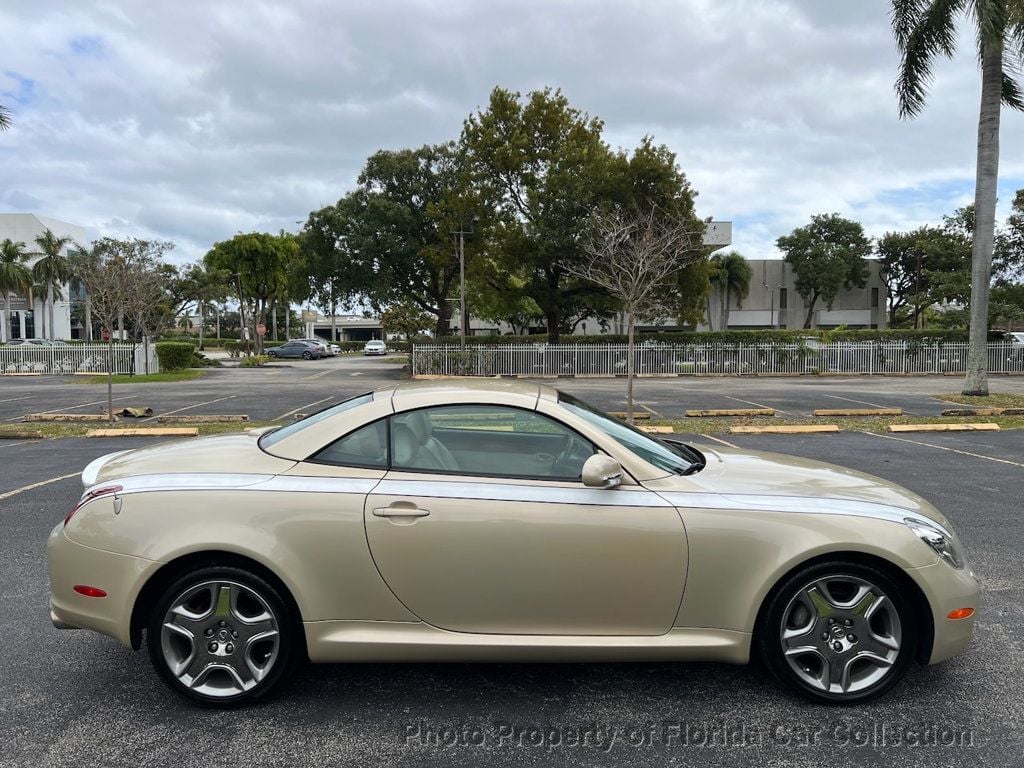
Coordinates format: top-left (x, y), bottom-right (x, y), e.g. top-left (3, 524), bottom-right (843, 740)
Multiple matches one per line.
top-left (146, 566), bottom-right (299, 707)
top-left (266, 351), bottom-right (277, 358)
top-left (757, 560), bottom-right (917, 704)
top-left (301, 351), bottom-right (312, 360)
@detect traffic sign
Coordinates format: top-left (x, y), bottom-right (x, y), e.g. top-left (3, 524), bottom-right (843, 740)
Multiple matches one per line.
top-left (256, 323), bottom-right (267, 337)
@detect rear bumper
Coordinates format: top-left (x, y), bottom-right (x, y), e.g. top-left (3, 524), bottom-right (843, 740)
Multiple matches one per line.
top-left (47, 522), bottom-right (160, 647)
top-left (906, 561), bottom-right (980, 664)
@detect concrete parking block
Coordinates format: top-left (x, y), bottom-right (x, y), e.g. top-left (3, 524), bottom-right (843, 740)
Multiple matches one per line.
top-left (730, 424), bottom-right (840, 434)
top-left (157, 414), bottom-right (249, 423)
top-left (24, 413), bottom-right (118, 422)
top-left (638, 425), bottom-right (673, 433)
top-left (889, 423), bottom-right (1000, 433)
top-left (685, 408), bottom-right (774, 417)
top-left (812, 408), bottom-right (903, 416)
top-left (86, 427), bottom-right (199, 437)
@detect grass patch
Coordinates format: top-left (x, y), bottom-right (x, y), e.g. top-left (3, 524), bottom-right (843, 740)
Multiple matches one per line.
top-left (75, 370), bottom-right (205, 385)
top-left (0, 419), bottom-right (278, 440)
top-left (649, 414), bottom-right (1024, 435)
top-left (934, 392), bottom-right (1024, 409)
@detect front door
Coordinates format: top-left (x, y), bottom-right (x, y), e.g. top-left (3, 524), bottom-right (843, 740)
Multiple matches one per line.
top-left (363, 404), bottom-right (687, 636)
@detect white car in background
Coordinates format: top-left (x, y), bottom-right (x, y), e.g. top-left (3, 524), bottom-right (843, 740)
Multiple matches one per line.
top-left (329, 343), bottom-right (341, 356)
top-left (363, 340), bottom-right (387, 356)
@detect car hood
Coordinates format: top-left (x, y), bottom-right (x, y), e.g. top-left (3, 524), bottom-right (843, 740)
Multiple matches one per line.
top-left (669, 442), bottom-right (952, 529)
top-left (83, 432), bottom-right (297, 486)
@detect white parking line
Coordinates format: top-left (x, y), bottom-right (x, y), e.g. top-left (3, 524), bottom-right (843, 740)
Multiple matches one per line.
top-left (304, 369), bottom-right (334, 381)
top-left (724, 395), bottom-right (790, 415)
top-left (142, 395), bottom-right (237, 422)
top-left (638, 402), bottom-right (663, 418)
top-left (349, 372), bottom-right (364, 377)
top-left (275, 397), bottom-right (335, 421)
top-left (860, 431), bottom-right (1024, 469)
top-left (821, 393), bottom-right (889, 409)
top-left (0, 472), bottom-right (80, 502)
top-left (0, 395), bottom-right (34, 405)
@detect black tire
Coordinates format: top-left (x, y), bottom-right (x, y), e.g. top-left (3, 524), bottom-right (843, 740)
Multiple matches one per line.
top-left (267, 351), bottom-right (277, 358)
top-left (146, 565), bottom-right (300, 708)
top-left (302, 351), bottom-right (312, 360)
top-left (757, 560), bottom-right (918, 705)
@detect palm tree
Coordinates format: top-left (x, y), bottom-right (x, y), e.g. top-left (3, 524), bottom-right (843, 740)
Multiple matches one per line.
top-left (892, 1), bottom-right (1024, 395)
top-left (30, 229), bottom-right (73, 341)
top-left (709, 251), bottom-right (752, 330)
top-left (0, 103), bottom-right (11, 131)
top-left (0, 239), bottom-right (32, 343)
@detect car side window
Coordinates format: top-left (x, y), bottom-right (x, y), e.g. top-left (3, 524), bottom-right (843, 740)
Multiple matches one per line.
top-left (390, 405), bottom-right (595, 481)
top-left (309, 419), bottom-right (388, 468)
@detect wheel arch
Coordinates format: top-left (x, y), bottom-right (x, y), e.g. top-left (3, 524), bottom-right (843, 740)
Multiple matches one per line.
top-left (752, 550), bottom-right (935, 665)
top-left (129, 550), bottom-right (306, 655)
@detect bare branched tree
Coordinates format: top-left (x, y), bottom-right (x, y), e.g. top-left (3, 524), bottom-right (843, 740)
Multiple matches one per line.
top-left (71, 239), bottom-right (152, 424)
top-left (566, 207), bottom-right (705, 422)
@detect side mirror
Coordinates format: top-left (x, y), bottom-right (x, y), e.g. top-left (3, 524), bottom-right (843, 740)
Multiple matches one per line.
top-left (581, 454), bottom-right (624, 489)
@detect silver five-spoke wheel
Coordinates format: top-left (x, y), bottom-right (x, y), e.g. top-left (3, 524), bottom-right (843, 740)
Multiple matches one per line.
top-left (780, 575), bottom-right (902, 695)
top-left (148, 566), bottom-right (298, 707)
top-left (160, 580), bottom-right (280, 697)
top-left (759, 561), bottom-right (917, 704)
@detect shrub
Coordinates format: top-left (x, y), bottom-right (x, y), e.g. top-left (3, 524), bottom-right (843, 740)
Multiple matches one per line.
top-left (155, 342), bottom-right (197, 372)
top-left (223, 340), bottom-right (242, 358)
top-left (239, 355), bottom-right (271, 368)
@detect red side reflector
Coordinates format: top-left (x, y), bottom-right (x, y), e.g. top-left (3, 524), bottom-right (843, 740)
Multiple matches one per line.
top-left (73, 585), bottom-right (107, 598)
top-left (947, 607), bottom-right (974, 620)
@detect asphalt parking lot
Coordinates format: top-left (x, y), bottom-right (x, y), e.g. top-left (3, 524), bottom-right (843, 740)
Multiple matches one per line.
top-left (1, 364), bottom-right (1022, 767)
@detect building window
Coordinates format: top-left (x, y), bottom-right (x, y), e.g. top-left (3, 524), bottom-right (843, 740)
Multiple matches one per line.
top-left (871, 287), bottom-right (879, 308)
top-left (778, 288), bottom-right (787, 309)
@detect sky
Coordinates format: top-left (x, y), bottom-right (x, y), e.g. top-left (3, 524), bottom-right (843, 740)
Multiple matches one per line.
top-left (2, 0), bottom-right (1023, 266)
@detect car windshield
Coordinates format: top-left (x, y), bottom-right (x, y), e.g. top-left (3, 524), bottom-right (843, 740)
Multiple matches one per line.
top-left (558, 392), bottom-right (696, 475)
top-left (259, 393), bottom-right (373, 448)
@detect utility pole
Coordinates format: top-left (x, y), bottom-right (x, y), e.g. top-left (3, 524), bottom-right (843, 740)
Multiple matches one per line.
top-left (451, 216), bottom-right (479, 349)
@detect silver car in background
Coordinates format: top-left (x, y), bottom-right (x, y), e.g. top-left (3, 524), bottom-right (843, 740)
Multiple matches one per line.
top-left (363, 340), bottom-right (387, 356)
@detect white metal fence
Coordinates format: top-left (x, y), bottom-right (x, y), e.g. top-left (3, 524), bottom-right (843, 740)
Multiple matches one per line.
top-left (412, 341), bottom-right (1024, 377)
top-left (0, 343), bottom-right (158, 376)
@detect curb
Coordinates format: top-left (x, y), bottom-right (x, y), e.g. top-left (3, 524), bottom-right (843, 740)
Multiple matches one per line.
top-left (685, 408), bottom-right (774, 417)
top-left (158, 415), bottom-right (249, 423)
top-left (86, 428), bottom-right (199, 438)
top-left (24, 413), bottom-right (119, 422)
top-left (812, 408), bottom-right (903, 417)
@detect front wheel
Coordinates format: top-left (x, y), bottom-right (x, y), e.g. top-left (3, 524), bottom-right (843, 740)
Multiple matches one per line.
top-left (757, 561), bottom-right (917, 704)
top-left (146, 566), bottom-right (300, 707)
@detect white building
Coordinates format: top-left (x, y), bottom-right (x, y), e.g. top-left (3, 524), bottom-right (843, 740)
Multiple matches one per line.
top-left (0, 213), bottom-right (86, 342)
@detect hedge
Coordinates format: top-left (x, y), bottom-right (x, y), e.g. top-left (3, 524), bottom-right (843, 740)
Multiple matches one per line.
top-left (155, 342), bottom-right (197, 371)
top-left (424, 328), bottom-right (1006, 346)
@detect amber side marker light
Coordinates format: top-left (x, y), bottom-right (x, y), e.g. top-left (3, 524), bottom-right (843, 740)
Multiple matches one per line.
top-left (73, 585), bottom-right (107, 598)
top-left (947, 608), bottom-right (974, 620)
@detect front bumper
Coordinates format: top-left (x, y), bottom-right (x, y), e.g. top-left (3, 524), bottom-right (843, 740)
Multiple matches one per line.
top-left (47, 522), bottom-right (161, 647)
top-left (906, 560), bottom-right (980, 664)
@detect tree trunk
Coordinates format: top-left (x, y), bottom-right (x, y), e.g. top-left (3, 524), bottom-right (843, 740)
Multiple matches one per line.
top-left (84, 292), bottom-right (92, 342)
top-left (963, 37), bottom-right (1002, 396)
top-left (546, 269), bottom-right (560, 343)
top-left (284, 306), bottom-right (289, 339)
top-left (803, 293), bottom-right (818, 329)
top-left (48, 283), bottom-right (56, 340)
top-left (626, 312), bottom-right (636, 423)
top-left (271, 302), bottom-right (278, 342)
top-left (435, 304), bottom-right (452, 339)
top-left (706, 292), bottom-right (714, 331)
top-left (722, 289), bottom-right (731, 330)
top-left (1, 294), bottom-right (8, 343)
top-left (106, 337), bottom-right (114, 425)
top-left (198, 301), bottom-right (205, 349)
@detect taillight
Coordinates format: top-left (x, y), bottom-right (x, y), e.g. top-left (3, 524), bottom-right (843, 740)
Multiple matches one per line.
top-left (64, 485), bottom-right (123, 526)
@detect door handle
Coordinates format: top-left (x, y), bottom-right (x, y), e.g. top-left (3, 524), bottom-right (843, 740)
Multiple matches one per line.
top-left (372, 506), bottom-right (430, 518)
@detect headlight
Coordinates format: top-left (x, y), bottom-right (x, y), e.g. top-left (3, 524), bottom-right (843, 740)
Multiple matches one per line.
top-left (905, 518), bottom-right (966, 569)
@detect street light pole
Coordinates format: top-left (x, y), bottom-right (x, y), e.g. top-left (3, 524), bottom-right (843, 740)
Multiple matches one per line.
top-left (235, 273), bottom-right (251, 356)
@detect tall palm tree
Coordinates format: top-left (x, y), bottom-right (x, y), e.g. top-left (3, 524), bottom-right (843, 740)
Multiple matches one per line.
top-left (892, 0), bottom-right (1024, 395)
top-left (0, 239), bottom-right (32, 344)
top-left (30, 229), bottom-right (73, 341)
top-left (709, 251), bottom-right (752, 331)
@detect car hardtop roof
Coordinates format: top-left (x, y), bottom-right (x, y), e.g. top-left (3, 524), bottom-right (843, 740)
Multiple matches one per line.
top-left (378, 378), bottom-right (560, 409)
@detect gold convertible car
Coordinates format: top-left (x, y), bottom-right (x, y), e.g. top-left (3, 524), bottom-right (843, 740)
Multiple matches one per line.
top-left (47, 380), bottom-right (978, 707)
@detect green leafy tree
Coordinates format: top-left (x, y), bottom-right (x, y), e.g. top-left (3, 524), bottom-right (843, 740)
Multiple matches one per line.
top-left (0, 239), bottom-right (32, 343)
top-left (204, 232), bottom-right (297, 353)
top-left (380, 300), bottom-right (434, 341)
top-left (462, 87), bottom-right (622, 342)
top-left (877, 226), bottom-right (971, 326)
top-left (892, 0), bottom-right (1024, 394)
top-left (30, 229), bottom-right (74, 340)
top-left (776, 214), bottom-right (871, 328)
top-left (708, 251), bottom-right (752, 330)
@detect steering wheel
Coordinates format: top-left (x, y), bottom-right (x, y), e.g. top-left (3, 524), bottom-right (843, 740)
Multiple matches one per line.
top-left (553, 434), bottom-right (592, 478)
